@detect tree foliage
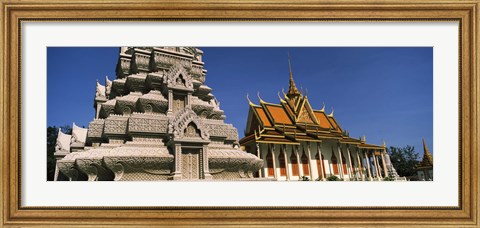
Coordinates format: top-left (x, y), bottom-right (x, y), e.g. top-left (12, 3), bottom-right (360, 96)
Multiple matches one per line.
top-left (47, 125), bottom-right (71, 181)
top-left (386, 145), bottom-right (420, 178)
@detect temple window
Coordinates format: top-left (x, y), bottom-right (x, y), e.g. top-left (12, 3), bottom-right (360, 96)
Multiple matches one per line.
top-left (301, 149), bottom-right (309, 176)
top-left (290, 150), bottom-right (299, 176)
top-left (315, 152), bottom-right (325, 178)
top-left (279, 149), bottom-right (286, 177)
top-left (331, 153), bottom-right (339, 175)
top-left (266, 149), bottom-right (274, 177)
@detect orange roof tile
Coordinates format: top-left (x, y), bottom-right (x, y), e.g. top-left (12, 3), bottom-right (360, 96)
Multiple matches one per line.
top-left (328, 116), bottom-right (342, 133)
top-left (265, 105), bottom-right (293, 125)
top-left (254, 107), bottom-right (272, 127)
top-left (314, 111), bottom-right (333, 129)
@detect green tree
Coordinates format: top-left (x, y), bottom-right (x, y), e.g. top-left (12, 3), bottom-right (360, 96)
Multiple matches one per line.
top-left (47, 125), bottom-right (71, 181)
top-left (387, 145), bottom-right (420, 178)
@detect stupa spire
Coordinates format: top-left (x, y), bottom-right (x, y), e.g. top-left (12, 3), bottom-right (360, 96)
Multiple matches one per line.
top-left (422, 138), bottom-right (433, 165)
top-left (286, 53), bottom-right (301, 99)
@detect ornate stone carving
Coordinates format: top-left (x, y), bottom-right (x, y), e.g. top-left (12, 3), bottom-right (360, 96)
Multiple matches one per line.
top-left (55, 47), bottom-right (264, 182)
top-left (152, 49), bottom-right (192, 71)
top-left (116, 54), bottom-right (131, 78)
top-left (131, 52), bottom-right (150, 73)
top-left (168, 108), bottom-right (209, 140)
top-left (87, 119), bottom-right (105, 138)
top-left (165, 64), bottom-right (193, 89)
top-left (104, 115), bottom-right (128, 135)
top-left (128, 115), bottom-right (169, 134)
top-left (184, 123), bottom-right (200, 138)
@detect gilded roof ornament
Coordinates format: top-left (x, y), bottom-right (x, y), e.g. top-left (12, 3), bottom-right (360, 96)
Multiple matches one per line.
top-left (246, 93), bottom-right (255, 106)
top-left (257, 92), bottom-right (265, 104)
top-left (320, 102), bottom-right (326, 112)
top-left (278, 91), bottom-right (286, 103)
top-left (282, 88), bottom-right (288, 99)
top-left (327, 107), bottom-right (334, 117)
top-left (286, 53), bottom-right (301, 99)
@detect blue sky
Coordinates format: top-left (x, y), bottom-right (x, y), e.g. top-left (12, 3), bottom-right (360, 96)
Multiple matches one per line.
top-left (47, 47), bottom-right (433, 156)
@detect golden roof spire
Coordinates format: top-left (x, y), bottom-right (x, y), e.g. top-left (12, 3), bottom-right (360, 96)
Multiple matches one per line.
top-left (421, 138), bottom-right (433, 165)
top-left (286, 53), bottom-right (301, 99)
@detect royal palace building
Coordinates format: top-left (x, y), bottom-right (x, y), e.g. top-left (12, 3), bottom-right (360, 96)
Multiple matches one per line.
top-left (240, 63), bottom-right (401, 181)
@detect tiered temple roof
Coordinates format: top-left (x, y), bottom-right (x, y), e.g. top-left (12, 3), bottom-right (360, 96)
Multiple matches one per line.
top-left (240, 61), bottom-right (384, 150)
top-left (416, 138), bottom-right (433, 169)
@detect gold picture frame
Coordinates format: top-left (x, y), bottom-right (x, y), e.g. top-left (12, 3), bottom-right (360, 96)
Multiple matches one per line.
top-left (1, 0), bottom-right (478, 227)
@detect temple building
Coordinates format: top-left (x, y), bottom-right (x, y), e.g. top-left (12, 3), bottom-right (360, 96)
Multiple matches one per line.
top-left (239, 61), bottom-right (401, 181)
top-left (415, 138), bottom-right (433, 181)
top-left (54, 47), bottom-right (262, 181)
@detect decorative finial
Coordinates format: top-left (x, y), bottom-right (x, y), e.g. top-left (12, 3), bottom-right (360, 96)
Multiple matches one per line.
top-left (286, 53), bottom-right (301, 98)
top-left (282, 88), bottom-right (287, 99)
top-left (422, 137), bottom-right (432, 156)
top-left (278, 91), bottom-right (285, 103)
top-left (320, 102), bottom-right (325, 112)
top-left (257, 91), bottom-right (265, 103)
top-left (382, 140), bottom-right (386, 147)
top-left (362, 135), bottom-right (366, 142)
top-left (246, 93), bottom-right (255, 106)
top-left (288, 52), bottom-right (293, 79)
top-left (328, 107), bottom-right (334, 117)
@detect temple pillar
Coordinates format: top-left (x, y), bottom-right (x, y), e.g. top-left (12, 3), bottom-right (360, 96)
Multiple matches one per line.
top-left (372, 152), bottom-right (381, 180)
top-left (296, 145), bottom-right (303, 178)
top-left (256, 142), bottom-right (262, 178)
top-left (283, 145), bottom-right (291, 181)
top-left (346, 144), bottom-right (354, 179)
top-left (356, 148), bottom-right (365, 181)
top-left (307, 142), bottom-right (314, 180)
top-left (364, 151), bottom-right (372, 181)
top-left (381, 149), bottom-right (389, 177)
top-left (271, 144), bottom-right (278, 180)
top-left (317, 142), bottom-right (325, 181)
top-left (337, 143), bottom-right (344, 179)
top-left (167, 89), bottom-right (173, 115)
top-left (202, 146), bottom-right (212, 180)
top-left (172, 143), bottom-right (182, 180)
top-left (186, 92), bottom-right (192, 108)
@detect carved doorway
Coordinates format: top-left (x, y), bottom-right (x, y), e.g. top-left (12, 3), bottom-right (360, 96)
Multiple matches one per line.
top-left (181, 148), bottom-right (200, 180)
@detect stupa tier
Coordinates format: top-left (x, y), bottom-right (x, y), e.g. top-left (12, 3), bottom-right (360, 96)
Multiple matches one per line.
top-left (55, 47), bottom-right (263, 181)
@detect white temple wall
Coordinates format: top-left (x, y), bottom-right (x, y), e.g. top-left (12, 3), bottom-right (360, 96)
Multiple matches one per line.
top-left (255, 140), bottom-right (377, 181)
top-left (319, 141), bottom-right (334, 177)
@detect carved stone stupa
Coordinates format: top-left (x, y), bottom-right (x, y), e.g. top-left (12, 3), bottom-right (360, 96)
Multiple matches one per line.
top-left (54, 47), bottom-right (263, 181)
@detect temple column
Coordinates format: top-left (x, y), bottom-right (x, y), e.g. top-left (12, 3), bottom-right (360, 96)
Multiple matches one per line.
top-left (167, 89), bottom-right (173, 115)
top-left (356, 148), bottom-right (365, 181)
top-left (317, 142), bottom-right (325, 181)
top-left (381, 149), bottom-right (389, 177)
top-left (337, 143), bottom-right (344, 179)
top-left (307, 142), bottom-right (314, 180)
top-left (346, 144), bottom-right (354, 179)
top-left (271, 144), bottom-right (278, 180)
top-left (296, 145), bottom-right (303, 177)
top-left (202, 146), bottom-right (212, 180)
top-left (372, 152), bottom-right (381, 180)
top-left (256, 143), bottom-right (261, 178)
top-left (186, 92), bottom-right (192, 108)
top-left (284, 145), bottom-right (291, 181)
top-left (172, 143), bottom-right (182, 180)
top-left (261, 143), bottom-right (267, 178)
top-left (364, 151), bottom-right (372, 181)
